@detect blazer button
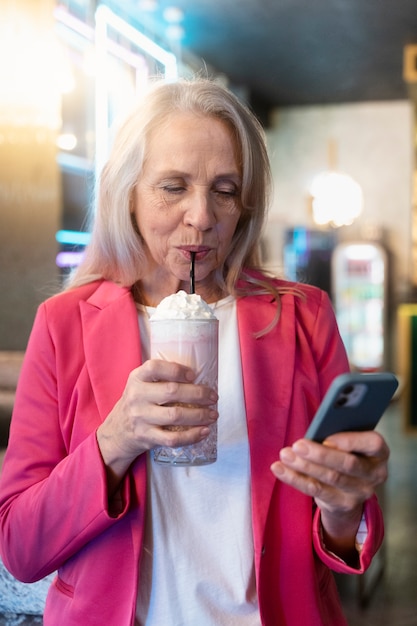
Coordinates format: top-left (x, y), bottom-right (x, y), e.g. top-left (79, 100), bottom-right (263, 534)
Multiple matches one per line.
top-left (261, 545), bottom-right (266, 556)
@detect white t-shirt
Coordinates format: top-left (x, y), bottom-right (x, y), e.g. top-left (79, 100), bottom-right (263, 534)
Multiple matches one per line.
top-left (135, 296), bottom-right (261, 625)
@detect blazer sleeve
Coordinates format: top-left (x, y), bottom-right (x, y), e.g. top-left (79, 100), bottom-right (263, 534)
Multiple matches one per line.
top-left (312, 495), bottom-right (384, 574)
top-left (0, 303), bottom-right (133, 583)
top-left (302, 289), bottom-right (385, 571)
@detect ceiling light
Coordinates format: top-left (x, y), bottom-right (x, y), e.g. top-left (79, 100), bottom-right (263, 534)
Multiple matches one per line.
top-left (56, 133), bottom-right (77, 151)
top-left (163, 6), bottom-right (184, 23)
top-left (310, 171), bottom-right (363, 228)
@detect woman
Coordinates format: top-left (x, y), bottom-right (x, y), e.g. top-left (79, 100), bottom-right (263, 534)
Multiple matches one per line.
top-left (0, 78), bottom-right (388, 625)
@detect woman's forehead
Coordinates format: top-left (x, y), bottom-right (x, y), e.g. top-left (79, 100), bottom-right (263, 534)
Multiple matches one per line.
top-left (143, 113), bottom-right (240, 168)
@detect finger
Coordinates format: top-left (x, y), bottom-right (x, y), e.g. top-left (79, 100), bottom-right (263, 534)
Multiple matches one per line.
top-left (324, 430), bottom-right (390, 460)
top-left (277, 445), bottom-right (363, 491)
top-left (134, 359), bottom-right (196, 384)
top-left (271, 460), bottom-right (333, 500)
top-left (294, 439), bottom-right (368, 478)
top-left (150, 380), bottom-right (218, 408)
top-left (282, 439), bottom-right (388, 486)
top-left (270, 459), bottom-right (373, 512)
top-left (149, 402), bottom-right (218, 429)
top-left (155, 425), bottom-right (212, 449)
top-left (136, 419), bottom-right (213, 451)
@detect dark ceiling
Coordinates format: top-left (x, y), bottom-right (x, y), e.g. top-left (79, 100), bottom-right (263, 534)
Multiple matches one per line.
top-left (115, 0), bottom-right (417, 115)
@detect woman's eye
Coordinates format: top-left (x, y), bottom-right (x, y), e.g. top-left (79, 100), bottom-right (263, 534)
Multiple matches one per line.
top-left (162, 185), bottom-right (185, 194)
top-left (215, 187), bottom-right (238, 197)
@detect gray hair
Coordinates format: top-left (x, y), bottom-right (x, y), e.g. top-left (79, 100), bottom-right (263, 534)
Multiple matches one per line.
top-left (68, 77), bottom-right (272, 295)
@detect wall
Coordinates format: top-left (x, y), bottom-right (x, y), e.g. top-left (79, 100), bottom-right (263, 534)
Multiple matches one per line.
top-left (264, 100), bottom-right (414, 301)
top-left (0, 0), bottom-right (61, 351)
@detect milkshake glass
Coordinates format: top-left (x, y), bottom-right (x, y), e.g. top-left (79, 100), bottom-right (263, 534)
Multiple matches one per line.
top-left (150, 291), bottom-right (218, 466)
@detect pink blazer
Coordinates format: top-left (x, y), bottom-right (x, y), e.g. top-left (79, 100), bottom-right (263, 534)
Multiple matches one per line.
top-left (0, 279), bottom-right (384, 625)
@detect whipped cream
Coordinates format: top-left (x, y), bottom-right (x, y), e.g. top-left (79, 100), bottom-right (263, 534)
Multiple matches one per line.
top-left (150, 290), bottom-right (216, 320)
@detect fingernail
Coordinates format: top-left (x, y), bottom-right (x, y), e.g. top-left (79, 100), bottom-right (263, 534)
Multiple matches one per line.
top-left (292, 440), bottom-right (308, 455)
top-left (209, 409), bottom-right (218, 420)
top-left (271, 461), bottom-right (284, 475)
top-left (209, 391), bottom-right (218, 402)
top-left (280, 448), bottom-right (295, 462)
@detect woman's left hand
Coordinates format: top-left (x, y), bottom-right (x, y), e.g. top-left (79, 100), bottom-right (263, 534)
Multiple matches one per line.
top-left (270, 430), bottom-right (389, 562)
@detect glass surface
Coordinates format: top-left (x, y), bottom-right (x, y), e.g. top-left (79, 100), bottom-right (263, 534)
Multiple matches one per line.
top-left (332, 242), bottom-right (387, 370)
top-left (150, 318), bottom-right (218, 466)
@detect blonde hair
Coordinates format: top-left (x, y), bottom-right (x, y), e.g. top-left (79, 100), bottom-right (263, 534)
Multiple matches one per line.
top-left (67, 77), bottom-right (295, 311)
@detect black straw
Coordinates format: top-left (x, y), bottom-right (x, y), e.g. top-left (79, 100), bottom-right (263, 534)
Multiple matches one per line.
top-left (190, 252), bottom-right (196, 294)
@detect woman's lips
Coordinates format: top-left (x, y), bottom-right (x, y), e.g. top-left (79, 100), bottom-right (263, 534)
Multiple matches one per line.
top-left (180, 247), bottom-right (211, 261)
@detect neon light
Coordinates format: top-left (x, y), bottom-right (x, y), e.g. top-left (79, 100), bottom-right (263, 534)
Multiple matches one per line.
top-left (54, 6), bottom-right (95, 42)
top-left (56, 251), bottom-right (85, 268)
top-left (95, 6), bottom-right (178, 80)
top-left (56, 152), bottom-right (93, 172)
top-left (94, 5), bottom-right (178, 179)
top-left (56, 6), bottom-right (149, 72)
top-left (56, 230), bottom-right (91, 245)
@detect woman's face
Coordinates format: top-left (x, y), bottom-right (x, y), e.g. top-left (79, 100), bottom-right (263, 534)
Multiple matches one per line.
top-left (132, 112), bottom-right (242, 304)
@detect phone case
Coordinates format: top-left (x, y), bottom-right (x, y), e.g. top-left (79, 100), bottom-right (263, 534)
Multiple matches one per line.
top-left (305, 372), bottom-right (399, 442)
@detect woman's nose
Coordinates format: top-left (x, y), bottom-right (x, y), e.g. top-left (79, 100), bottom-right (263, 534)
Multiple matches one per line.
top-left (183, 191), bottom-right (216, 230)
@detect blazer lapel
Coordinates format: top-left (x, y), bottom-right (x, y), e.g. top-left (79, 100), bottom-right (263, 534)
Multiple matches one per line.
top-left (237, 293), bottom-right (296, 556)
top-left (79, 281), bottom-right (147, 568)
top-left (79, 282), bottom-right (142, 421)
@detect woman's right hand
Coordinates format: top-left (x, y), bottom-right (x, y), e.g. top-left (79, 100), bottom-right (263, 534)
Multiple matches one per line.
top-left (96, 359), bottom-right (218, 489)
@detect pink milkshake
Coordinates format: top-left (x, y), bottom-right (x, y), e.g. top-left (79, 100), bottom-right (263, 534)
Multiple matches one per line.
top-left (150, 290), bottom-right (218, 466)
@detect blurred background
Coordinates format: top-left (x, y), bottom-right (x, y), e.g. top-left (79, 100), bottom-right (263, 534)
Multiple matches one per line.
top-left (0, 1), bottom-right (417, 623)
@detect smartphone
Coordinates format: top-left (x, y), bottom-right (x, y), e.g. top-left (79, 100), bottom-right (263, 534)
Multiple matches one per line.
top-left (305, 372), bottom-right (399, 443)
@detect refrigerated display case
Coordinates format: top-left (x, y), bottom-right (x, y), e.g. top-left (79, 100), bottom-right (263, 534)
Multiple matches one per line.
top-left (283, 227), bottom-right (337, 297)
top-left (332, 242), bottom-right (387, 371)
